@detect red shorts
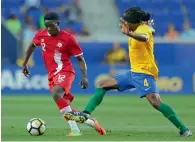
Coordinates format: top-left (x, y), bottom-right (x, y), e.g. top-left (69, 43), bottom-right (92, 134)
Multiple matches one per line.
top-left (48, 71), bottom-right (75, 102)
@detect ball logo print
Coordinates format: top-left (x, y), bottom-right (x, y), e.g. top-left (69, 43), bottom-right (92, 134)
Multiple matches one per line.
top-left (58, 74), bottom-right (66, 83)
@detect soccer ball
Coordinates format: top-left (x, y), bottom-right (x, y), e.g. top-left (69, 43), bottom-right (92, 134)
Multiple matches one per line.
top-left (27, 118), bottom-right (46, 136)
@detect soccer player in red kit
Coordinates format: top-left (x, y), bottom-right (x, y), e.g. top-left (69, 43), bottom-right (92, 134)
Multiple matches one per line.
top-left (22, 12), bottom-right (105, 136)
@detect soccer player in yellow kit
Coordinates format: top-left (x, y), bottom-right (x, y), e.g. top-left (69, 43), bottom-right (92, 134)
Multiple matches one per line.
top-left (65, 7), bottom-right (192, 137)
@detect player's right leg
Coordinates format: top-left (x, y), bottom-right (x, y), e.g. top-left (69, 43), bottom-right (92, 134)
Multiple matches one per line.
top-left (131, 72), bottom-right (192, 137)
top-left (146, 93), bottom-right (192, 137)
top-left (65, 71), bottom-right (135, 124)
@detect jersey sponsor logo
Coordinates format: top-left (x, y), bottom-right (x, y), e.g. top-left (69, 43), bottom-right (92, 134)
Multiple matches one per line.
top-left (58, 74), bottom-right (66, 83)
top-left (57, 42), bottom-right (62, 48)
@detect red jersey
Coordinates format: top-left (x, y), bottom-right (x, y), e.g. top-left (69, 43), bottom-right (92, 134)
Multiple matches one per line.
top-left (32, 29), bottom-right (83, 79)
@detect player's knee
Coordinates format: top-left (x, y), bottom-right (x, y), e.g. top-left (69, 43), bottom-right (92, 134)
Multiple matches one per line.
top-left (52, 89), bottom-right (62, 101)
top-left (150, 101), bottom-right (160, 109)
top-left (147, 93), bottom-right (162, 109)
top-left (52, 86), bottom-right (65, 101)
top-left (96, 80), bottom-right (105, 88)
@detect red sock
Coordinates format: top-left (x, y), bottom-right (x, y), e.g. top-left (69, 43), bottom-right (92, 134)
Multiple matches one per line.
top-left (72, 108), bottom-right (78, 112)
top-left (60, 93), bottom-right (78, 121)
top-left (63, 93), bottom-right (74, 103)
top-left (55, 98), bottom-right (69, 110)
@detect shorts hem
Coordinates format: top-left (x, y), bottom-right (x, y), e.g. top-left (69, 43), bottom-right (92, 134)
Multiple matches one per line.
top-left (53, 83), bottom-right (71, 94)
top-left (112, 76), bottom-right (124, 92)
top-left (140, 91), bottom-right (159, 98)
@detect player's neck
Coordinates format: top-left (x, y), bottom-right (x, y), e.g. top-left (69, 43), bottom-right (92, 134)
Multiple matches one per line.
top-left (48, 30), bottom-right (61, 36)
top-left (55, 28), bottom-right (61, 35)
top-left (133, 24), bottom-right (141, 31)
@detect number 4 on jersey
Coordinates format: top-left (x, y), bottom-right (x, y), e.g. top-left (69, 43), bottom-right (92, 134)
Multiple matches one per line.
top-left (144, 79), bottom-right (149, 87)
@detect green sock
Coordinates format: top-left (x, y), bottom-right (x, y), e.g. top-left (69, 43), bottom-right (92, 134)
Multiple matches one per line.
top-left (84, 88), bottom-right (106, 114)
top-left (158, 103), bottom-right (188, 131)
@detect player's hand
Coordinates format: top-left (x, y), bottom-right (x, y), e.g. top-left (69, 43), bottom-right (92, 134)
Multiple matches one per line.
top-left (120, 18), bottom-right (130, 35)
top-left (148, 19), bottom-right (154, 26)
top-left (22, 65), bottom-right (30, 77)
top-left (80, 77), bottom-right (88, 89)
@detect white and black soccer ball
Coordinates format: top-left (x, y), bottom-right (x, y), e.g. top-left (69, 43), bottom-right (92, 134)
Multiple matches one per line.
top-left (27, 118), bottom-right (46, 136)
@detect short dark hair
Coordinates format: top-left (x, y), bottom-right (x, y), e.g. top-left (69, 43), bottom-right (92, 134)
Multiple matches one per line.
top-left (44, 12), bottom-right (59, 21)
top-left (122, 7), bottom-right (150, 24)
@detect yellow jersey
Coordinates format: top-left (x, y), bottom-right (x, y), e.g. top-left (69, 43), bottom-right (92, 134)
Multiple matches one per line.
top-left (129, 24), bottom-right (158, 79)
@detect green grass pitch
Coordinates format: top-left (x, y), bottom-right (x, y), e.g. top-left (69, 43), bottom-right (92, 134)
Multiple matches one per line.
top-left (2, 94), bottom-right (195, 141)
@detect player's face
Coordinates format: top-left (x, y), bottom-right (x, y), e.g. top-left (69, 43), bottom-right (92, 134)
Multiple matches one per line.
top-left (128, 23), bottom-right (134, 31)
top-left (44, 20), bottom-right (60, 36)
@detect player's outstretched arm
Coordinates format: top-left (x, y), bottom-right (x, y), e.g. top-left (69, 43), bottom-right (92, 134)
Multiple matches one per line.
top-left (128, 32), bottom-right (148, 42)
top-left (76, 55), bottom-right (88, 89)
top-left (120, 18), bottom-right (148, 42)
top-left (22, 42), bottom-right (36, 77)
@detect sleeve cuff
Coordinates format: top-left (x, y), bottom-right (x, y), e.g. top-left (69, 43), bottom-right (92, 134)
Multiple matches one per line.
top-left (74, 53), bottom-right (83, 57)
top-left (32, 42), bottom-right (37, 46)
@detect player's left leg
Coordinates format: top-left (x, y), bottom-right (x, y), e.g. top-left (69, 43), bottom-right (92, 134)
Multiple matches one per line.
top-left (132, 72), bottom-right (192, 137)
